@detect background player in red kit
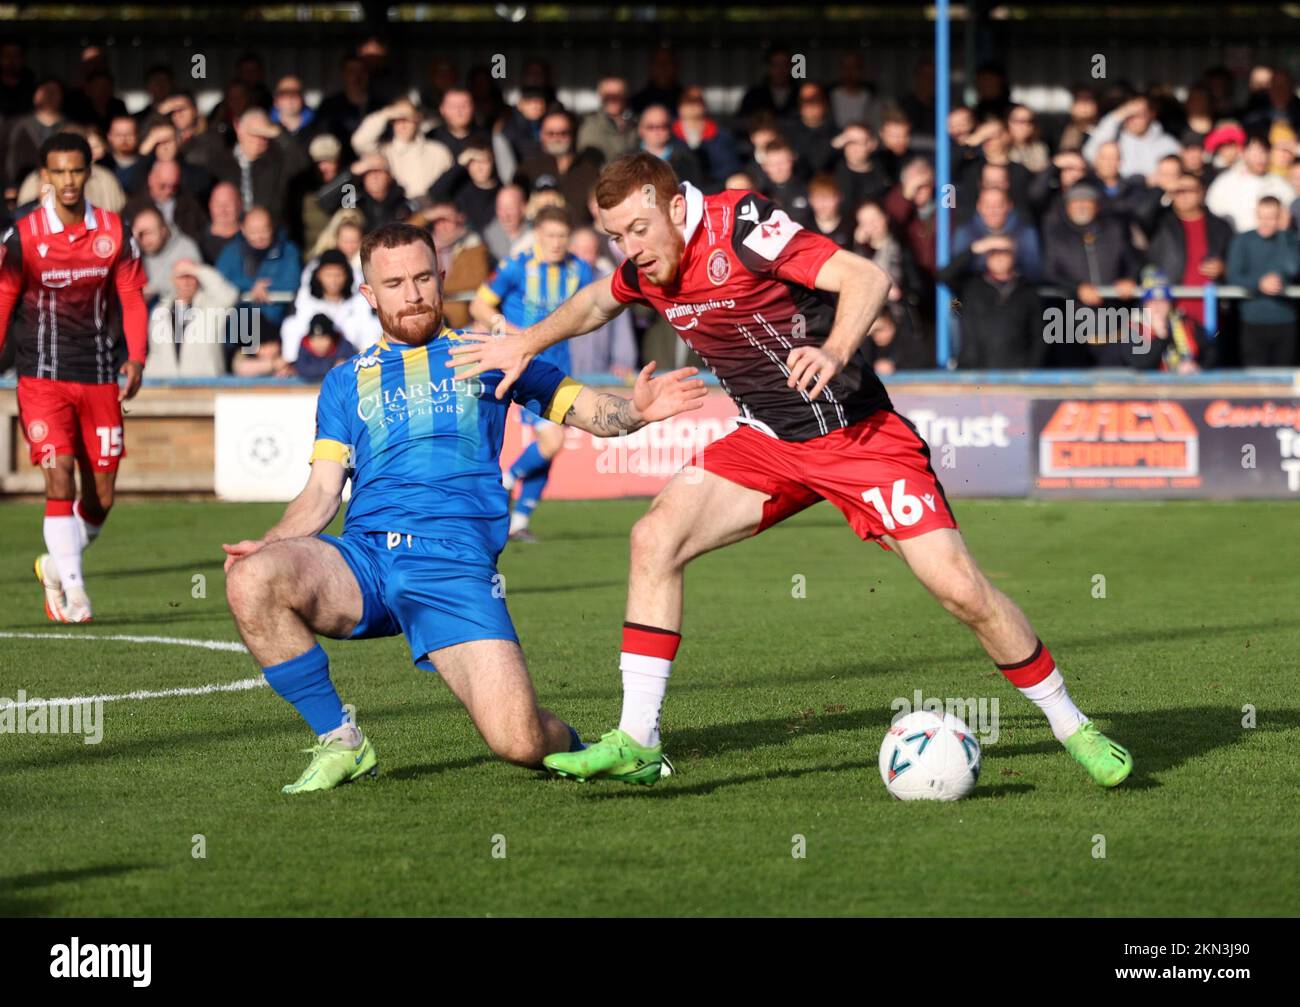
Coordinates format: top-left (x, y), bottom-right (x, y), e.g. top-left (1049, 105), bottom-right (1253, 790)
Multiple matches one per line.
top-left (452, 152), bottom-right (1132, 789)
top-left (0, 133), bottom-right (149, 622)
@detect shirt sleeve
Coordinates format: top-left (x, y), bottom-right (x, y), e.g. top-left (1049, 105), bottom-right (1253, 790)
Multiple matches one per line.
top-left (510, 357), bottom-right (584, 424)
top-left (730, 191), bottom-right (840, 289)
top-left (114, 233), bottom-right (150, 363)
top-left (477, 255), bottom-right (519, 308)
top-left (0, 226), bottom-right (23, 354)
top-left (310, 367), bottom-right (353, 467)
top-left (608, 257), bottom-right (645, 305)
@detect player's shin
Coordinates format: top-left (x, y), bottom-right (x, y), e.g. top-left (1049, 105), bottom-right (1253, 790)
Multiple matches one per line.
top-left (73, 498), bottom-right (107, 549)
top-left (617, 622), bottom-right (681, 747)
top-left (43, 499), bottom-right (85, 590)
top-left (262, 643), bottom-right (350, 739)
top-left (997, 639), bottom-right (1088, 742)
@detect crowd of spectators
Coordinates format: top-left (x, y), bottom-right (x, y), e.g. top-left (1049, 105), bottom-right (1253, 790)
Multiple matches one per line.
top-left (3, 34), bottom-right (1300, 379)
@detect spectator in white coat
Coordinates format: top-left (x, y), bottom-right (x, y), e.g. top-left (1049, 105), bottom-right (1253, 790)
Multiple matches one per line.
top-left (278, 249), bottom-right (381, 364)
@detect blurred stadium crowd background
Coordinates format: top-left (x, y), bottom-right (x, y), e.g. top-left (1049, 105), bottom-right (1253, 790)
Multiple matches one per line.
top-left (3, 17), bottom-right (1300, 382)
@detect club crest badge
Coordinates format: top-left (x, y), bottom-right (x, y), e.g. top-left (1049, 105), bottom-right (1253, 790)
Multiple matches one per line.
top-left (707, 248), bottom-right (731, 285)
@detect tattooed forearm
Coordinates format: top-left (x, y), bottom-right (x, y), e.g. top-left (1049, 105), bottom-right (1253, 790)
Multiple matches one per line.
top-left (567, 393), bottom-right (643, 436)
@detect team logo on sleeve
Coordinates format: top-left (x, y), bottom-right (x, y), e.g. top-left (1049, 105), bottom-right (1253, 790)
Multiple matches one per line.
top-left (93, 235), bottom-right (116, 259)
top-left (706, 248), bottom-right (731, 285)
top-left (741, 208), bottom-right (802, 259)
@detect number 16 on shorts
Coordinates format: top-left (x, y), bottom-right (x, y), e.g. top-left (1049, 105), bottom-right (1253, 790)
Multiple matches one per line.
top-left (861, 479), bottom-right (933, 532)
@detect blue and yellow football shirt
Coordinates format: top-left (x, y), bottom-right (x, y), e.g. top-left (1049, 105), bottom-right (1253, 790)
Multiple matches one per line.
top-left (310, 326), bottom-right (583, 555)
top-left (475, 248), bottom-right (594, 372)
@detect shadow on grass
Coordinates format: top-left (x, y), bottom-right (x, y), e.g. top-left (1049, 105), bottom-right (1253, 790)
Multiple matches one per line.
top-left (0, 863), bottom-right (146, 916)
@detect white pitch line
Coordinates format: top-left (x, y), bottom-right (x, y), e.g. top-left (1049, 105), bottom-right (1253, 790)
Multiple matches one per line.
top-left (0, 631), bottom-right (248, 652)
top-left (0, 631), bottom-right (265, 710)
top-left (0, 677), bottom-right (268, 711)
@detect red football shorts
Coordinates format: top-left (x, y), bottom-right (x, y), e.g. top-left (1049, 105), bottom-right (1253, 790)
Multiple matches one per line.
top-left (692, 410), bottom-right (958, 546)
top-left (16, 376), bottom-right (126, 471)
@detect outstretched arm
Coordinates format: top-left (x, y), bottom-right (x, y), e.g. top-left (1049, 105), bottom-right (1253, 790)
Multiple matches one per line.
top-left (221, 459), bottom-right (347, 572)
top-left (560, 363), bottom-right (708, 437)
top-left (785, 249), bottom-right (892, 401)
top-left (448, 274), bottom-right (626, 398)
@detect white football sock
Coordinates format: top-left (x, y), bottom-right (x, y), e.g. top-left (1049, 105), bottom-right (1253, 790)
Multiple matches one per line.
top-left (618, 659), bottom-right (671, 748)
top-left (1019, 668), bottom-right (1089, 743)
top-left (73, 500), bottom-right (104, 549)
top-left (508, 510), bottom-right (530, 534)
top-left (44, 516), bottom-right (85, 589)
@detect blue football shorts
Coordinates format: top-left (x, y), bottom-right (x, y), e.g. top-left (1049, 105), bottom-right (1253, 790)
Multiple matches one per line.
top-left (320, 531), bottom-right (516, 671)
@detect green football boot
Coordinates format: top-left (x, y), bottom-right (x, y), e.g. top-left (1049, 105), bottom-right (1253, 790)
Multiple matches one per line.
top-left (282, 731), bottom-right (378, 794)
top-left (1064, 721), bottom-right (1133, 788)
top-left (543, 728), bottom-right (671, 786)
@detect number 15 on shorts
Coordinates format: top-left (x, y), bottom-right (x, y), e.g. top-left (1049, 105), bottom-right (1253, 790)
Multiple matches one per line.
top-left (96, 425), bottom-right (124, 458)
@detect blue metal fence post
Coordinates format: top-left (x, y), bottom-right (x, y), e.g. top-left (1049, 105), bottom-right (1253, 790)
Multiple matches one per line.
top-left (1203, 282), bottom-right (1218, 342)
top-left (935, 0), bottom-right (951, 368)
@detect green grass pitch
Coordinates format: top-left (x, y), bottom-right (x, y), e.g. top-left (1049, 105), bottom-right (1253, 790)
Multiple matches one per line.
top-left (0, 498), bottom-right (1296, 917)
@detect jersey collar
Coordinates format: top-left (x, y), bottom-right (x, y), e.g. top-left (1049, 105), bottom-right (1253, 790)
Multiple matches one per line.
top-left (376, 325), bottom-right (460, 351)
top-left (679, 180), bottom-right (704, 246)
top-left (41, 193), bottom-right (98, 234)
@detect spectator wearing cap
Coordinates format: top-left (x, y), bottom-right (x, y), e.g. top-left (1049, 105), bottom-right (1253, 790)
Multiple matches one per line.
top-left (1083, 95), bottom-right (1181, 180)
top-left (429, 144), bottom-right (500, 234)
top-left (635, 104), bottom-right (703, 192)
top-left (208, 108), bottom-right (310, 235)
top-left (672, 88), bottom-right (741, 191)
top-left (937, 235), bottom-right (1046, 369)
top-left (515, 109), bottom-right (604, 226)
top-left (1207, 134), bottom-right (1295, 232)
top-left (578, 75), bottom-right (639, 163)
top-left (1043, 183), bottom-right (1141, 362)
top-left (280, 249), bottom-right (381, 366)
top-left (1203, 122), bottom-right (1246, 180)
top-left (295, 132), bottom-right (345, 253)
top-left (1146, 171), bottom-right (1232, 329)
top-left (351, 98), bottom-right (452, 204)
top-left (317, 152), bottom-right (418, 231)
top-left (293, 314), bottom-right (359, 382)
top-left (1227, 195), bottom-right (1300, 365)
top-left (1124, 272), bottom-right (1213, 373)
top-left (416, 201), bottom-right (491, 329)
top-left (146, 257), bottom-right (240, 378)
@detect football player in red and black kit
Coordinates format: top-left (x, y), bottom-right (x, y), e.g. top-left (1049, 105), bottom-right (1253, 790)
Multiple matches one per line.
top-left (0, 133), bottom-right (149, 622)
top-left (451, 153), bottom-right (1132, 789)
